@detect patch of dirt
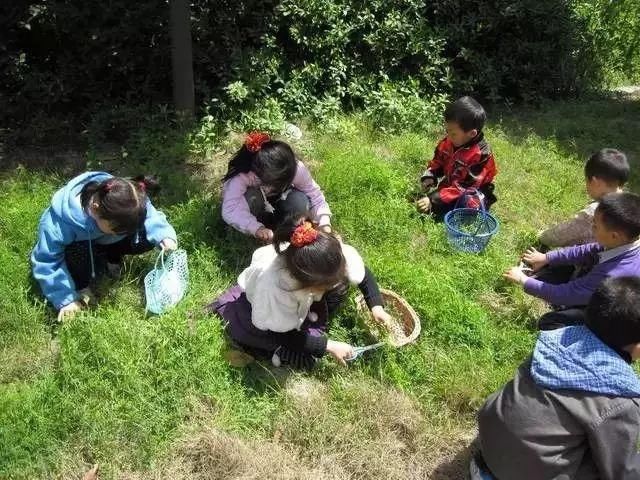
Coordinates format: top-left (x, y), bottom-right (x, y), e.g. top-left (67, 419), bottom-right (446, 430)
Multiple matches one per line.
top-left (114, 383), bottom-right (475, 480)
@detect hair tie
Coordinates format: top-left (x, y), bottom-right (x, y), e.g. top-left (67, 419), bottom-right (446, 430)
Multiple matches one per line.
top-left (291, 221), bottom-right (318, 247)
top-left (137, 181), bottom-right (146, 192)
top-left (104, 180), bottom-right (114, 192)
top-left (245, 131), bottom-right (270, 153)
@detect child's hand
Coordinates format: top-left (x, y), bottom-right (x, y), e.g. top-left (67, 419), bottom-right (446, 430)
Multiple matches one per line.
top-left (255, 227), bottom-right (274, 243)
top-left (320, 225), bottom-right (332, 234)
top-left (503, 266), bottom-right (529, 285)
top-left (371, 305), bottom-right (392, 325)
top-left (326, 340), bottom-right (355, 367)
top-left (160, 238), bottom-right (177, 251)
top-left (522, 247), bottom-right (548, 272)
top-left (57, 300), bottom-right (84, 322)
top-left (416, 196), bottom-right (431, 213)
top-left (421, 178), bottom-right (435, 190)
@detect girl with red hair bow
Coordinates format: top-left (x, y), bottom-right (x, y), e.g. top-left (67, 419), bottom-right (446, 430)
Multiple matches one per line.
top-left (209, 217), bottom-right (393, 369)
top-left (221, 132), bottom-right (332, 243)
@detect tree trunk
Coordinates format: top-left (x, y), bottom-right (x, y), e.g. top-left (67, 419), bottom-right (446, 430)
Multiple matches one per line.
top-left (169, 0), bottom-right (195, 117)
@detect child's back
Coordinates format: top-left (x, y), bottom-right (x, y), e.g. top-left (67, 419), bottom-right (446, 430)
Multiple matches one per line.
top-left (476, 277), bottom-right (640, 479)
top-left (540, 149), bottom-right (629, 248)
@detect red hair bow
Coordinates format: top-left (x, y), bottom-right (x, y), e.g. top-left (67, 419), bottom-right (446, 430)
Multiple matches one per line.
top-left (291, 221), bottom-right (318, 247)
top-left (245, 131), bottom-right (270, 152)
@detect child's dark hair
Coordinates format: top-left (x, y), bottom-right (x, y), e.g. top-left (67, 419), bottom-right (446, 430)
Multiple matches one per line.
top-left (596, 192), bottom-right (640, 239)
top-left (444, 96), bottom-right (486, 132)
top-left (223, 140), bottom-right (297, 195)
top-left (584, 148), bottom-right (629, 186)
top-left (586, 276), bottom-right (640, 352)
top-left (273, 215), bottom-right (346, 289)
top-left (80, 175), bottom-right (159, 234)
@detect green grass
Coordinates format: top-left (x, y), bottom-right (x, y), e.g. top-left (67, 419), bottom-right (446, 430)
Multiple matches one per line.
top-left (0, 94), bottom-right (638, 478)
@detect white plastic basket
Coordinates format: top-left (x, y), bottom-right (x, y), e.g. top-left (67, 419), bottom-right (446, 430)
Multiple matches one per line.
top-left (144, 249), bottom-right (189, 314)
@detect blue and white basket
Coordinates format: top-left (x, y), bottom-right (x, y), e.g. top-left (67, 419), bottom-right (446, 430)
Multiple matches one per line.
top-left (144, 249), bottom-right (189, 314)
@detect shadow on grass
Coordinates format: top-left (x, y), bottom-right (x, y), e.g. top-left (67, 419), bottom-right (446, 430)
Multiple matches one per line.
top-left (430, 441), bottom-right (474, 480)
top-left (494, 92), bottom-right (640, 191)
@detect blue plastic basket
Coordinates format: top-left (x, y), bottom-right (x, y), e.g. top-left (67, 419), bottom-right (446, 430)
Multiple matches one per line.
top-left (444, 189), bottom-right (499, 253)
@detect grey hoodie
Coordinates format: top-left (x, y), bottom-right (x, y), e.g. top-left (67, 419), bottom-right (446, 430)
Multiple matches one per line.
top-left (477, 326), bottom-right (640, 480)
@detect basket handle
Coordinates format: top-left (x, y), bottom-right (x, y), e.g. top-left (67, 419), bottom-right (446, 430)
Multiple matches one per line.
top-left (456, 187), bottom-right (492, 237)
top-left (154, 249), bottom-right (167, 272)
top-left (454, 187), bottom-right (486, 212)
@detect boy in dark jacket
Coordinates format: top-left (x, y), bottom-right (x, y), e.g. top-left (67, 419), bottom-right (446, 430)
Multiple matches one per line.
top-left (472, 276), bottom-right (640, 480)
top-left (417, 96), bottom-right (497, 219)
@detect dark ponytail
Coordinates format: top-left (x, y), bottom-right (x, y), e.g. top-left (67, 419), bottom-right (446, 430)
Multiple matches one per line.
top-left (223, 140), bottom-right (297, 195)
top-left (81, 175), bottom-right (156, 234)
top-left (273, 215), bottom-right (346, 289)
top-left (132, 174), bottom-right (161, 195)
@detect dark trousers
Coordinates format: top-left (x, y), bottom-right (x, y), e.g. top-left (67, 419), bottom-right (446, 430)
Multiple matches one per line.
top-left (245, 187), bottom-right (311, 229)
top-left (209, 282), bottom-right (350, 358)
top-left (538, 308), bottom-right (586, 331)
top-left (64, 233), bottom-right (154, 290)
top-left (533, 264), bottom-right (586, 330)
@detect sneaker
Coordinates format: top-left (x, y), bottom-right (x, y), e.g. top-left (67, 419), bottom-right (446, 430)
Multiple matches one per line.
top-left (77, 287), bottom-right (95, 306)
top-left (106, 261), bottom-right (124, 280)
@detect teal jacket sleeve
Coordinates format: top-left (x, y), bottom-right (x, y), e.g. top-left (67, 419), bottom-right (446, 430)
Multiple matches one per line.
top-left (30, 208), bottom-right (80, 309)
top-left (143, 199), bottom-right (177, 246)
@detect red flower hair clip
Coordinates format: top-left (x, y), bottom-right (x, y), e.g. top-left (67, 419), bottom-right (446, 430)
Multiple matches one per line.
top-left (291, 221), bottom-right (318, 247)
top-left (245, 131), bottom-right (270, 152)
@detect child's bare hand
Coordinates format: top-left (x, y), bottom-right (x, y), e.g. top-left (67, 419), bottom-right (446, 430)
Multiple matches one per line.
top-left (160, 238), bottom-right (177, 251)
top-left (503, 266), bottom-right (529, 285)
top-left (522, 247), bottom-right (548, 272)
top-left (326, 340), bottom-right (355, 367)
top-left (371, 305), bottom-right (392, 325)
top-left (416, 196), bottom-right (432, 213)
top-left (421, 178), bottom-right (435, 190)
top-left (57, 300), bottom-right (84, 322)
top-left (255, 227), bottom-right (274, 243)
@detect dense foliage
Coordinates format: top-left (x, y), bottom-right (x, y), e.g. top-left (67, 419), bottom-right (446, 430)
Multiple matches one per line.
top-left (1, 0), bottom-right (638, 137)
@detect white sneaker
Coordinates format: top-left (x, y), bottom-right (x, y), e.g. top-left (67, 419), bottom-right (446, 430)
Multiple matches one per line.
top-left (78, 287), bottom-right (95, 306)
top-left (271, 347), bottom-right (282, 367)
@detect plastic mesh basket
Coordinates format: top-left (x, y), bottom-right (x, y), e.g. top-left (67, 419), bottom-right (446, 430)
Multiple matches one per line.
top-left (444, 208), bottom-right (498, 253)
top-left (144, 249), bottom-right (189, 314)
top-left (444, 189), bottom-right (499, 253)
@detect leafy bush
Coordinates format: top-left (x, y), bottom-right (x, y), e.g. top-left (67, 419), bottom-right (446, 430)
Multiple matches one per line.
top-left (2, 0), bottom-right (638, 142)
top-left (574, 0), bottom-right (640, 86)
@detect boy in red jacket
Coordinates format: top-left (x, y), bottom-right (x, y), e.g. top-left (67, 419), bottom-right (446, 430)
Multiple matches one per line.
top-left (417, 96), bottom-right (497, 219)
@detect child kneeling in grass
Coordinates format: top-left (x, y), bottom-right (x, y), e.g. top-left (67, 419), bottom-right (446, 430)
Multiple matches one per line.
top-left (209, 217), bottom-right (393, 369)
top-left (221, 132), bottom-right (332, 243)
top-left (504, 192), bottom-right (640, 330)
top-left (539, 148), bottom-right (629, 248)
top-left (416, 96), bottom-right (497, 219)
top-left (31, 172), bottom-right (178, 321)
top-left (472, 276), bottom-right (640, 480)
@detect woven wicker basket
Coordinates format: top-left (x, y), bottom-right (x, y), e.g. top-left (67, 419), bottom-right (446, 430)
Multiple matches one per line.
top-left (355, 288), bottom-right (421, 347)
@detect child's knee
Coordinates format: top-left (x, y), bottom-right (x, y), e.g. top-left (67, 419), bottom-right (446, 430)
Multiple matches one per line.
top-left (244, 187), bottom-right (266, 216)
top-left (280, 189), bottom-right (311, 216)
